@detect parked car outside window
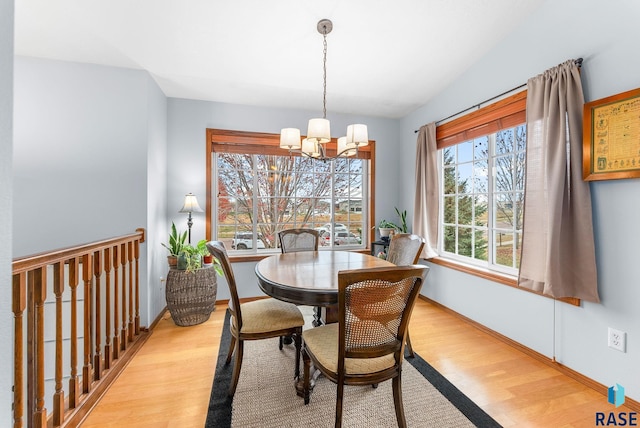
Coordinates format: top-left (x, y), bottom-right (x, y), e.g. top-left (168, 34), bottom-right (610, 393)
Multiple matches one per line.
top-left (314, 223), bottom-right (348, 235)
top-left (231, 232), bottom-right (266, 250)
top-left (334, 231), bottom-right (361, 245)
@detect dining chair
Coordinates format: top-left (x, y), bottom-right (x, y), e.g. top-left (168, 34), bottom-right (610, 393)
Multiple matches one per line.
top-left (385, 233), bottom-right (425, 357)
top-left (206, 241), bottom-right (305, 396)
top-left (278, 228), bottom-right (321, 336)
top-left (278, 228), bottom-right (320, 253)
top-left (301, 265), bottom-right (429, 428)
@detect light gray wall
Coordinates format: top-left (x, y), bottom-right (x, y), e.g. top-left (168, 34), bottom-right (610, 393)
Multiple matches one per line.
top-left (0, 0), bottom-right (14, 422)
top-left (400, 0), bottom-right (640, 401)
top-left (12, 57), bottom-right (168, 326)
top-left (167, 98), bottom-right (401, 300)
top-left (13, 57), bottom-right (148, 255)
top-left (145, 76), bottom-right (169, 319)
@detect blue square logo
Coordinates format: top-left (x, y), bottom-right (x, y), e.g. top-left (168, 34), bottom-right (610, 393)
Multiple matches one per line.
top-left (608, 384), bottom-right (625, 407)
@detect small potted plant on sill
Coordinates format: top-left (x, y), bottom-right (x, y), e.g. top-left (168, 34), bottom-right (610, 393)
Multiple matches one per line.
top-left (162, 222), bottom-right (187, 269)
top-left (376, 219), bottom-right (400, 239)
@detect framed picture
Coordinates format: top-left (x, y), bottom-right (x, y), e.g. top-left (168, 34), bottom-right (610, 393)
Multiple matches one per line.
top-left (583, 87), bottom-right (640, 181)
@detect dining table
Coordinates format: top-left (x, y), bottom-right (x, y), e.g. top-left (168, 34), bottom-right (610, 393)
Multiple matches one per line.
top-left (255, 250), bottom-right (394, 325)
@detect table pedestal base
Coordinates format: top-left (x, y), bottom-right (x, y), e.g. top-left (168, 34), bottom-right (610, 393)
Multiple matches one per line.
top-left (314, 304), bottom-right (338, 326)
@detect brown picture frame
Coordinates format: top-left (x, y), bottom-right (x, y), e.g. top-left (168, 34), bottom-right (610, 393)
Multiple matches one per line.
top-left (583, 87), bottom-right (640, 181)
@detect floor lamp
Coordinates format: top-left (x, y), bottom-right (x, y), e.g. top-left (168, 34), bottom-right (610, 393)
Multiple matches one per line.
top-left (179, 193), bottom-right (203, 244)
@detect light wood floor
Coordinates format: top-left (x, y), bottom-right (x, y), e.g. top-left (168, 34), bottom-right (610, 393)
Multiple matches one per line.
top-left (81, 298), bottom-right (631, 427)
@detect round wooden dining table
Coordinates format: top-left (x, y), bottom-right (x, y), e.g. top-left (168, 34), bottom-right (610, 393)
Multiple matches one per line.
top-left (255, 250), bottom-right (393, 325)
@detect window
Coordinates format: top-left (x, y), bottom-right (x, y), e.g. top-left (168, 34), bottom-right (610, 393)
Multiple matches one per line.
top-left (206, 129), bottom-right (375, 254)
top-left (437, 91), bottom-right (526, 275)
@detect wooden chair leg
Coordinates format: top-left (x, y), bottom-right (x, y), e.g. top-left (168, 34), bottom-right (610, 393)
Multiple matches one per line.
top-left (405, 328), bottom-right (415, 358)
top-left (225, 334), bottom-right (236, 365)
top-left (335, 381), bottom-right (344, 428)
top-left (279, 336), bottom-right (283, 350)
top-left (228, 339), bottom-right (244, 397)
top-left (293, 331), bottom-right (302, 380)
top-left (392, 374), bottom-right (407, 428)
top-left (302, 348), bottom-right (311, 405)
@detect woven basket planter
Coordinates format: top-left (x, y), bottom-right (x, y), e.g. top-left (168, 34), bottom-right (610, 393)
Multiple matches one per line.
top-left (166, 267), bottom-right (217, 326)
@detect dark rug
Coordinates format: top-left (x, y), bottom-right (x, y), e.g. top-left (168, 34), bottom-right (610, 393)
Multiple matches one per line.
top-left (205, 309), bottom-right (501, 427)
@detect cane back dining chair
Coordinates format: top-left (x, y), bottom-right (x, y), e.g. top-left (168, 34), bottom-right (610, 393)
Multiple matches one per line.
top-left (278, 228), bottom-right (321, 335)
top-left (385, 233), bottom-right (425, 357)
top-left (301, 265), bottom-right (429, 428)
top-left (206, 241), bottom-right (305, 396)
top-left (278, 228), bottom-right (320, 253)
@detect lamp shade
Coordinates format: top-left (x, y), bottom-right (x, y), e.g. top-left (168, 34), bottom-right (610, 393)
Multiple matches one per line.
top-left (280, 128), bottom-right (301, 149)
top-left (301, 138), bottom-right (321, 158)
top-left (307, 118), bottom-right (331, 144)
top-left (346, 124), bottom-right (369, 148)
top-left (179, 193), bottom-right (203, 213)
top-left (337, 136), bottom-right (356, 157)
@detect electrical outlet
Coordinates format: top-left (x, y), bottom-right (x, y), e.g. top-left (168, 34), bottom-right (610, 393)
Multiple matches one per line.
top-left (608, 327), bottom-right (626, 352)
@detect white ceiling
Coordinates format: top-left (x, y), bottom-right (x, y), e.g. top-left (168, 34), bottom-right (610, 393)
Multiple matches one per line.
top-left (14, 0), bottom-right (544, 119)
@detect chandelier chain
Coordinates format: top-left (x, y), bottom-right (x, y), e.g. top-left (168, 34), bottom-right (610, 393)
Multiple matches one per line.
top-left (322, 28), bottom-right (327, 119)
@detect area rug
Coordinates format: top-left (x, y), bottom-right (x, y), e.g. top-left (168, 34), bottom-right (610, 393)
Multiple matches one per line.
top-left (205, 310), bottom-right (501, 427)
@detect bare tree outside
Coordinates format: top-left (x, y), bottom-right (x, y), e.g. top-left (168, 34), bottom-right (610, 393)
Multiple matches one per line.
top-left (216, 153), bottom-right (364, 250)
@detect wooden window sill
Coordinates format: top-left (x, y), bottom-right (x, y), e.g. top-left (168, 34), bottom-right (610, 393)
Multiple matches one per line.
top-left (426, 257), bottom-right (580, 306)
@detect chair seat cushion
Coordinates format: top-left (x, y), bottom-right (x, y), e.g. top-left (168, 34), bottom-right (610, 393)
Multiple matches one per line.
top-left (237, 298), bottom-right (304, 334)
top-left (303, 323), bottom-right (395, 375)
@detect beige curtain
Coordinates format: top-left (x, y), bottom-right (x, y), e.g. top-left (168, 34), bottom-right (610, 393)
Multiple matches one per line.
top-left (413, 123), bottom-right (439, 259)
top-left (518, 60), bottom-right (600, 302)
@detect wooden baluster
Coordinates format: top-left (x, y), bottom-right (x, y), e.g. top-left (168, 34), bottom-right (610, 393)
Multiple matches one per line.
top-left (52, 262), bottom-right (65, 426)
top-left (13, 272), bottom-right (26, 428)
top-left (82, 254), bottom-right (93, 394)
top-left (30, 268), bottom-right (47, 427)
top-left (93, 250), bottom-right (103, 381)
top-left (112, 245), bottom-right (120, 360)
top-left (127, 241), bottom-right (134, 343)
top-left (103, 247), bottom-right (112, 370)
top-left (134, 239), bottom-right (140, 335)
top-left (67, 258), bottom-right (80, 408)
top-left (120, 243), bottom-right (128, 351)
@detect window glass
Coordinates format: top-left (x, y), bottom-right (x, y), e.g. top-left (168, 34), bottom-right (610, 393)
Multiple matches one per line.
top-left (215, 152), bottom-right (366, 252)
top-left (440, 124), bottom-right (525, 273)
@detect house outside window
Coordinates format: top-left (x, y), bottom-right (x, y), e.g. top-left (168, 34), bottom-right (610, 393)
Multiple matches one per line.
top-left (206, 129), bottom-right (374, 254)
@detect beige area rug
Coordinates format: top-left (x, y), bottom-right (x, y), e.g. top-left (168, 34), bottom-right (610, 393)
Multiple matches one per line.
top-left (206, 309), bottom-right (501, 428)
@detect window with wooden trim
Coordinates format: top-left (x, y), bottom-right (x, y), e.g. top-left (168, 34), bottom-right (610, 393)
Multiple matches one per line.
top-left (205, 129), bottom-right (376, 254)
top-left (437, 91), bottom-right (526, 275)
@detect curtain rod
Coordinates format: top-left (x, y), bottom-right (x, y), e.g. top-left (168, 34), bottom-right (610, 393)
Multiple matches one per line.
top-left (414, 58), bottom-right (583, 133)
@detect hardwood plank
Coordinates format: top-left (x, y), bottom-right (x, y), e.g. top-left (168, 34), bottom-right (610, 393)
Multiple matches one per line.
top-left (82, 299), bottom-right (633, 427)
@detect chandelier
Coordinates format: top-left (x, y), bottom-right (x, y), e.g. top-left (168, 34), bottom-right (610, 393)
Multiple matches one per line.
top-left (280, 19), bottom-right (369, 160)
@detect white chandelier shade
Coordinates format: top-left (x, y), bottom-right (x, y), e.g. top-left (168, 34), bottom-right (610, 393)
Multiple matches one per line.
top-left (279, 127), bottom-right (301, 150)
top-left (346, 124), bottom-right (369, 148)
top-left (307, 118), bottom-right (331, 144)
top-left (337, 136), bottom-right (357, 157)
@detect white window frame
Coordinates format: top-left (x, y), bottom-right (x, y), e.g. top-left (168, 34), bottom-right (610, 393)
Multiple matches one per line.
top-left (438, 125), bottom-right (525, 276)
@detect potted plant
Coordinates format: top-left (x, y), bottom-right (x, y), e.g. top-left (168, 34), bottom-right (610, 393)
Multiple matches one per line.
top-left (394, 207), bottom-right (408, 233)
top-left (178, 244), bottom-right (202, 273)
top-left (197, 239), bottom-right (213, 265)
top-left (162, 222), bottom-right (187, 269)
top-left (376, 219), bottom-right (400, 238)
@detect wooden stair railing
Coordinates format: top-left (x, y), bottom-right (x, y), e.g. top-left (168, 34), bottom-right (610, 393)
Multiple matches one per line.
top-left (12, 229), bottom-right (149, 428)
